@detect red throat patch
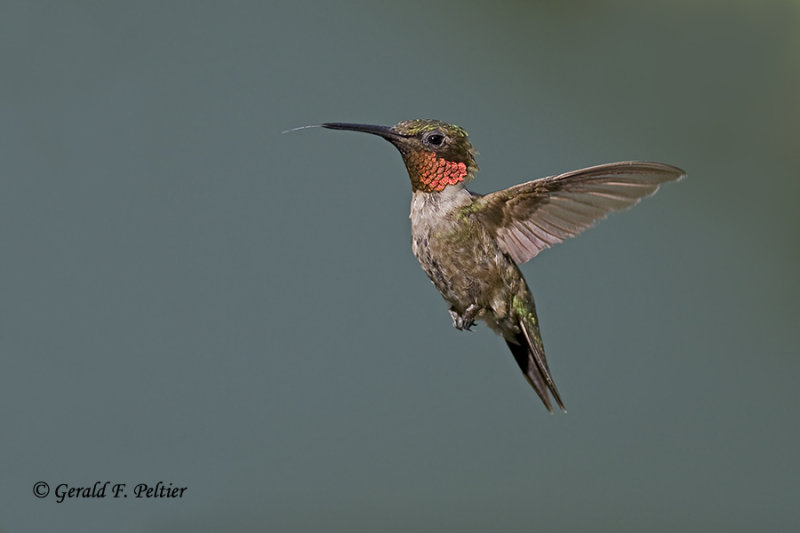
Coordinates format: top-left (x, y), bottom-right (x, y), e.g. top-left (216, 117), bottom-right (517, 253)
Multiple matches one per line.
top-left (410, 151), bottom-right (468, 192)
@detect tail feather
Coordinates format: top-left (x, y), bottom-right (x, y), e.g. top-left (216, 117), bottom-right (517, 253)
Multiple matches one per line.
top-left (505, 338), bottom-right (553, 411)
top-left (506, 318), bottom-right (566, 413)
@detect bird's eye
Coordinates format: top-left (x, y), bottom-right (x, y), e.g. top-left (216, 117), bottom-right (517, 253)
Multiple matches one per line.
top-left (425, 133), bottom-right (445, 147)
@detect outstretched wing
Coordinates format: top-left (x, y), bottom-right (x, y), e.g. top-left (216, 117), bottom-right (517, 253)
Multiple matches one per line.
top-left (470, 161), bottom-right (685, 265)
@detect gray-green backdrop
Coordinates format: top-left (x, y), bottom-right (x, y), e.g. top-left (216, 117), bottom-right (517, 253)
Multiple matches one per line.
top-left (2, 1), bottom-right (798, 531)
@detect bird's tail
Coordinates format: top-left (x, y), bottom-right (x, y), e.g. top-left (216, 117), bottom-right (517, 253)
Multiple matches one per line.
top-left (505, 310), bottom-right (566, 413)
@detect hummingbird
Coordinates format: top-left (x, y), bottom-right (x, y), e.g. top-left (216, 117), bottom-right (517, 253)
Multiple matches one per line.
top-left (307, 119), bottom-right (684, 412)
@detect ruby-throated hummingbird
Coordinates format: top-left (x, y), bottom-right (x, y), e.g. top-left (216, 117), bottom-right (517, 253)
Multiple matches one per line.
top-left (296, 119), bottom-right (684, 412)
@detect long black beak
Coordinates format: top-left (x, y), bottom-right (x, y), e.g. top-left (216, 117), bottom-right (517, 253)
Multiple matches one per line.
top-left (321, 123), bottom-right (406, 141)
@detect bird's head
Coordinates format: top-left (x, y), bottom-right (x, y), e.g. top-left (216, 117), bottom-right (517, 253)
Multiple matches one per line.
top-left (322, 119), bottom-right (479, 193)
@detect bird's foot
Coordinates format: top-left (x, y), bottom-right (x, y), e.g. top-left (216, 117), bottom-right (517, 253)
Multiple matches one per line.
top-left (449, 304), bottom-right (480, 331)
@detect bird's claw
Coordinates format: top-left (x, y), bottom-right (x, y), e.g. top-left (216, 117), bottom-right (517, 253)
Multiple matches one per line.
top-left (450, 304), bottom-right (480, 331)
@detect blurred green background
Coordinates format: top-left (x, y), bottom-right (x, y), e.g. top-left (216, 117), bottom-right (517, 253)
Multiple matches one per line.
top-left (1, 1), bottom-right (798, 531)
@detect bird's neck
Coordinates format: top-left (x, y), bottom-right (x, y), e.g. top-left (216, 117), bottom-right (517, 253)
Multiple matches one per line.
top-left (410, 185), bottom-right (472, 223)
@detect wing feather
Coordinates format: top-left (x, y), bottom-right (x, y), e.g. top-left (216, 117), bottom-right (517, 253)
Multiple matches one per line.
top-left (471, 161), bottom-right (685, 264)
